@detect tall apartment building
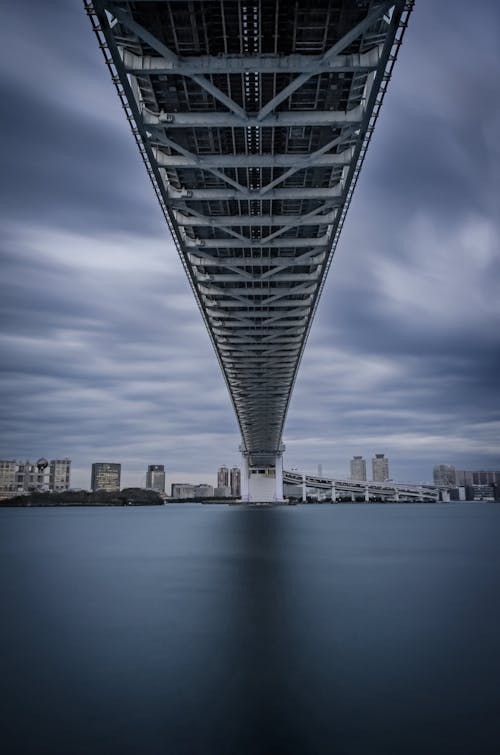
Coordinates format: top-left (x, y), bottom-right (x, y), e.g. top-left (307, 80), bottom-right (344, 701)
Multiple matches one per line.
top-left (433, 464), bottom-right (456, 486)
top-left (91, 463), bottom-right (121, 492)
top-left (350, 456), bottom-right (367, 481)
top-left (0, 460), bottom-right (17, 498)
top-left (455, 469), bottom-right (500, 486)
top-left (230, 467), bottom-right (241, 498)
top-left (217, 465), bottom-right (229, 488)
top-left (49, 459), bottom-right (71, 492)
top-left (0, 458), bottom-right (71, 498)
top-left (22, 458), bottom-right (50, 491)
top-left (372, 454), bottom-right (389, 482)
top-left (146, 464), bottom-right (165, 493)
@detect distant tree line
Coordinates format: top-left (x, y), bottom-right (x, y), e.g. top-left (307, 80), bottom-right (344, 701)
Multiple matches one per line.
top-left (1, 488), bottom-right (163, 506)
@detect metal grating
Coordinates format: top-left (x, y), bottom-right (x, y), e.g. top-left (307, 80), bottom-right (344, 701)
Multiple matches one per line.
top-left (85, 0), bottom-right (413, 468)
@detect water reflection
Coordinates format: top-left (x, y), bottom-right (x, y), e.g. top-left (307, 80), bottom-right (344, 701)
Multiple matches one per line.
top-left (1, 504), bottom-right (500, 754)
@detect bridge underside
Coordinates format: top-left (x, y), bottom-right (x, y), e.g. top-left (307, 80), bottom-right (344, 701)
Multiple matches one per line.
top-left (87, 0), bottom-right (411, 500)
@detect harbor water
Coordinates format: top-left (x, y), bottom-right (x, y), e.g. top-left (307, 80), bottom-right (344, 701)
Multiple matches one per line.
top-left (1, 503), bottom-right (499, 754)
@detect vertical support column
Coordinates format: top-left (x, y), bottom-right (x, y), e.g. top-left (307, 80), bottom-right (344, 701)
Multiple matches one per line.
top-left (302, 475), bottom-right (307, 502)
top-left (365, 484), bottom-right (370, 502)
top-left (240, 451), bottom-right (249, 502)
top-left (240, 445), bottom-right (285, 502)
top-left (274, 453), bottom-right (283, 502)
top-left (331, 482), bottom-right (336, 502)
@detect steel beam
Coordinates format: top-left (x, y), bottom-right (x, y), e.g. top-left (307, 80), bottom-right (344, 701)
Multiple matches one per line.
top-left (153, 148), bottom-right (353, 169)
top-left (182, 235), bottom-right (330, 249)
top-left (166, 186), bottom-right (342, 202)
top-left (174, 208), bottom-right (337, 227)
top-left (123, 48), bottom-right (382, 75)
top-left (143, 107), bottom-right (364, 129)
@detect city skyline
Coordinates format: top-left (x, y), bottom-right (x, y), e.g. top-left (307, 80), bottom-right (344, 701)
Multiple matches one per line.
top-left (1, 1), bottom-right (499, 487)
top-left (5, 452), bottom-right (499, 494)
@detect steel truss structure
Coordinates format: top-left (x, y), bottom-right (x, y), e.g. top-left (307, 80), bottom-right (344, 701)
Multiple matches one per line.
top-left (86, 0), bottom-right (412, 473)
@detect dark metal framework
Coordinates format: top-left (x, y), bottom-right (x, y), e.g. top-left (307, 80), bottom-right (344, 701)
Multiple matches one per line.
top-left (85, 0), bottom-right (412, 467)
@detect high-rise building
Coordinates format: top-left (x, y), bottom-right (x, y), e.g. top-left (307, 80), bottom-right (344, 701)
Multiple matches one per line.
top-left (350, 456), bottom-right (366, 481)
top-left (372, 454), bottom-right (389, 482)
top-left (91, 463), bottom-right (121, 492)
top-left (49, 459), bottom-right (71, 492)
top-left (0, 461), bottom-right (17, 499)
top-left (146, 464), bottom-right (165, 493)
top-left (0, 458), bottom-right (71, 497)
top-left (439, 467), bottom-right (500, 489)
top-left (217, 465), bottom-right (229, 489)
top-left (17, 458), bottom-right (50, 492)
top-left (230, 467), bottom-right (241, 497)
top-left (455, 469), bottom-right (473, 486)
top-left (433, 464), bottom-right (456, 486)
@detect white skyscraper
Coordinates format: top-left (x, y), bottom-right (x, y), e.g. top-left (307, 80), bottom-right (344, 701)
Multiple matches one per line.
top-left (433, 465), bottom-right (456, 487)
top-left (217, 465), bottom-right (230, 489)
top-left (91, 463), bottom-right (121, 492)
top-left (372, 454), bottom-right (389, 482)
top-left (0, 461), bottom-right (17, 499)
top-left (146, 464), bottom-right (166, 493)
top-left (49, 459), bottom-right (71, 492)
top-left (350, 456), bottom-right (367, 481)
top-left (230, 467), bottom-right (241, 497)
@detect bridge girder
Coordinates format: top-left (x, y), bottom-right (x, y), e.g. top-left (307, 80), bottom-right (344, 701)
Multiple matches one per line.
top-left (86, 0), bottom-right (413, 477)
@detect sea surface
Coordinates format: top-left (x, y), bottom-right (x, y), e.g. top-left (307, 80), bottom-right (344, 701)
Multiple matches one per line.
top-left (1, 503), bottom-right (500, 755)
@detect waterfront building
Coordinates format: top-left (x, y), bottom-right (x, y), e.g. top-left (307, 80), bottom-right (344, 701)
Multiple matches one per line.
top-left (214, 486), bottom-right (231, 498)
top-left (472, 470), bottom-right (498, 485)
top-left (194, 484), bottom-right (214, 498)
top-left (171, 483), bottom-right (195, 498)
top-left (372, 454), bottom-right (389, 482)
top-left (350, 456), bottom-right (367, 481)
top-left (49, 459), bottom-right (71, 493)
top-left (0, 458), bottom-right (71, 497)
top-left (439, 467), bottom-right (500, 488)
top-left (0, 460), bottom-right (17, 499)
top-left (217, 465), bottom-right (229, 489)
top-left (15, 459), bottom-right (50, 493)
top-left (91, 463), bottom-right (121, 492)
top-left (433, 464), bottom-right (456, 486)
top-left (230, 467), bottom-right (241, 498)
top-left (471, 485), bottom-right (495, 501)
top-left (455, 469), bottom-right (473, 486)
top-left (146, 464), bottom-right (166, 493)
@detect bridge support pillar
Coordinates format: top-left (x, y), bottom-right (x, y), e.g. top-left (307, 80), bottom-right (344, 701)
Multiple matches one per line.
top-left (240, 448), bottom-right (284, 502)
top-left (365, 485), bottom-right (370, 502)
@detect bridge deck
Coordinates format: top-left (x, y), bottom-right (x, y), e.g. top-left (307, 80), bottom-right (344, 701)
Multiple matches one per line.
top-left (87, 0), bottom-right (412, 468)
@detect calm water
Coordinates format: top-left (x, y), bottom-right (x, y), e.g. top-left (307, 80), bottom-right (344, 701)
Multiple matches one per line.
top-left (1, 503), bottom-right (500, 754)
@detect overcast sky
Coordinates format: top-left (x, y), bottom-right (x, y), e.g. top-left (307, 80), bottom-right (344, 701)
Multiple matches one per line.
top-left (1, 1), bottom-right (499, 490)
